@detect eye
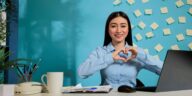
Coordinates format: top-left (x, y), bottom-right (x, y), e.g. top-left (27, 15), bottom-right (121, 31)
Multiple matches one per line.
top-left (120, 24), bottom-right (128, 28)
top-left (110, 24), bottom-right (117, 28)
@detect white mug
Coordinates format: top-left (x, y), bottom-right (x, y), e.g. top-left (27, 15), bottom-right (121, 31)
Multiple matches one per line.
top-left (41, 72), bottom-right (64, 93)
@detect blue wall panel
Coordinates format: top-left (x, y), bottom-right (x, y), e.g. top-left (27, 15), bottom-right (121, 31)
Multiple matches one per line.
top-left (18, 0), bottom-right (192, 86)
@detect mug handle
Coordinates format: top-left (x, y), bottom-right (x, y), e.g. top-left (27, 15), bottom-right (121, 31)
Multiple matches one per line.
top-left (41, 74), bottom-right (47, 86)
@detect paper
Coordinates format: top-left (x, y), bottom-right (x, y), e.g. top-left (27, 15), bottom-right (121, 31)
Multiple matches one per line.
top-left (166, 17), bottom-right (175, 25)
top-left (175, 0), bottom-right (184, 8)
top-left (150, 22), bottom-right (159, 30)
top-left (155, 44), bottom-right (163, 52)
top-left (188, 8), bottom-right (192, 15)
top-left (163, 28), bottom-right (171, 35)
top-left (188, 42), bottom-right (192, 50)
top-left (142, 0), bottom-right (149, 3)
top-left (138, 21), bottom-right (146, 29)
top-left (178, 16), bottom-right (186, 23)
top-left (135, 33), bottom-right (143, 41)
top-left (134, 9), bottom-right (142, 17)
top-left (127, 0), bottom-right (135, 5)
top-left (176, 34), bottom-right (185, 41)
top-left (160, 7), bottom-right (168, 14)
top-left (62, 83), bottom-right (112, 93)
top-left (187, 0), bottom-right (192, 5)
top-left (186, 29), bottom-right (192, 36)
top-left (146, 32), bottom-right (154, 38)
top-left (113, 0), bottom-right (121, 5)
top-left (171, 44), bottom-right (180, 50)
top-left (145, 9), bottom-right (152, 15)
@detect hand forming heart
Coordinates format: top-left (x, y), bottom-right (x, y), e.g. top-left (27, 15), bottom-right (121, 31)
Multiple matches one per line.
top-left (112, 47), bottom-right (137, 62)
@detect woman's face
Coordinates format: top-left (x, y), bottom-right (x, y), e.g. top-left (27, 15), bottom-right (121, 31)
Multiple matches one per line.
top-left (108, 16), bottom-right (129, 43)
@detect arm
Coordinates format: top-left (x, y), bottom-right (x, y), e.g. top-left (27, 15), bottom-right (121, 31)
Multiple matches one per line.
top-left (135, 47), bottom-right (163, 75)
top-left (78, 47), bottom-right (114, 79)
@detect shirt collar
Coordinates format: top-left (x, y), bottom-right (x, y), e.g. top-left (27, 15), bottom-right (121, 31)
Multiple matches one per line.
top-left (106, 42), bottom-right (130, 52)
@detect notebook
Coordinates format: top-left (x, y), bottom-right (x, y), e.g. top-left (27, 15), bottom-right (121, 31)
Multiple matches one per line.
top-left (137, 50), bottom-right (192, 92)
top-left (62, 84), bottom-right (112, 93)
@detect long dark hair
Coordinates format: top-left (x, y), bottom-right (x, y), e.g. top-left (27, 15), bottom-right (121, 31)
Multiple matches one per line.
top-left (103, 11), bottom-right (132, 46)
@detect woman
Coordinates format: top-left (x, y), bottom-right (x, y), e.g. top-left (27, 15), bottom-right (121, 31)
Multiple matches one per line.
top-left (78, 11), bottom-right (163, 88)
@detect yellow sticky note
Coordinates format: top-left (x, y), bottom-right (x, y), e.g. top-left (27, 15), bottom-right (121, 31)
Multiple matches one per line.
top-left (178, 16), bottom-right (186, 23)
top-left (163, 28), bottom-right (171, 35)
top-left (188, 42), bottom-right (192, 50)
top-left (127, 0), bottom-right (135, 5)
top-left (113, 0), bottom-right (121, 5)
top-left (135, 33), bottom-right (143, 41)
top-left (187, 0), bottom-right (192, 5)
top-left (150, 22), bottom-right (159, 30)
top-left (134, 9), bottom-right (142, 17)
top-left (186, 29), bottom-right (192, 36)
top-left (171, 44), bottom-right (180, 50)
top-left (146, 32), bottom-right (154, 38)
top-left (142, 0), bottom-right (149, 3)
top-left (166, 17), bottom-right (175, 24)
top-left (176, 34), bottom-right (185, 41)
top-left (160, 7), bottom-right (168, 14)
top-left (155, 44), bottom-right (163, 52)
top-left (188, 8), bottom-right (192, 15)
top-left (175, 0), bottom-right (184, 7)
top-left (145, 9), bottom-right (152, 15)
top-left (138, 21), bottom-right (146, 29)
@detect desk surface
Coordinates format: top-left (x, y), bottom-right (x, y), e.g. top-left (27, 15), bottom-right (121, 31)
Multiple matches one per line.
top-left (15, 89), bottom-right (192, 96)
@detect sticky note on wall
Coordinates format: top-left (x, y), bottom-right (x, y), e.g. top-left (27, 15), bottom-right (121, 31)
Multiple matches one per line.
top-left (113, 0), bottom-right (121, 5)
top-left (163, 28), bottom-right (171, 35)
top-left (189, 42), bottom-right (192, 50)
top-left (145, 9), bottom-right (152, 15)
top-left (134, 9), bottom-right (142, 17)
top-left (150, 22), bottom-right (159, 30)
top-left (166, 17), bottom-right (175, 24)
top-left (142, 0), bottom-right (149, 3)
top-left (176, 33), bottom-right (185, 41)
top-left (188, 8), bottom-right (192, 15)
top-left (155, 44), bottom-right (163, 52)
top-left (186, 29), bottom-right (192, 36)
top-left (127, 0), bottom-right (135, 5)
top-left (171, 44), bottom-right (180, 50)
top-left (175, 0), bottom-right (184, 8)
top-left (146, 32), bottom-right (154, 38)
top-left (187, 0), bottom-right (192, 5)
top-left (178, 16), bottom-right (186, 23)
top-left (160, 7), bottom-right (168, 14)
top-left (135, 33), bottom-right (143, 41)
top-left (138, 21), bottom-right (146, 29)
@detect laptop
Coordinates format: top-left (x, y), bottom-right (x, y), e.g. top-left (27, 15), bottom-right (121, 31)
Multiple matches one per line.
top-left (136, 50), bottom-right (192, 92)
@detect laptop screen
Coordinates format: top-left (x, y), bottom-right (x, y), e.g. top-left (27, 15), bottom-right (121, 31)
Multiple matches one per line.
top-left (156, 50), bottom-right (192, 92)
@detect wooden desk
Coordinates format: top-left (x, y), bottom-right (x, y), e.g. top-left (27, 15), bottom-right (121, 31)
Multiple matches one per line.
top-left (15, 89), bottom-right (192, 96)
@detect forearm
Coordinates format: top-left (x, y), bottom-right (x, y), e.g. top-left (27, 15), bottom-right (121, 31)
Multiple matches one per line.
top-left (78, 51), bottom-right (114, 79)
top-left (135, 48), bottom-right (163, 75)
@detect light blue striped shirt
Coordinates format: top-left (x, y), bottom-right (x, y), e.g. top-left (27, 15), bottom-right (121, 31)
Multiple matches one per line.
top-left (78, 43), bottom-right (163, 88)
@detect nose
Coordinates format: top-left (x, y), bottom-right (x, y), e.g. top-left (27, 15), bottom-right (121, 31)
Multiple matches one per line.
top-left (117, 26), bottom-right (121, 33)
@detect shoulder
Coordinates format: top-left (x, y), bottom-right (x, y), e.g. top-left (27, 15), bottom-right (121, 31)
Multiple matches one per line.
top-left (94, 46), bottom-right (108, 53)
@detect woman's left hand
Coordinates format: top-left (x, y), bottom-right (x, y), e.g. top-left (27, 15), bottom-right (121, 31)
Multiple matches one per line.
top-left (123, 47), bottom-right (138, 62)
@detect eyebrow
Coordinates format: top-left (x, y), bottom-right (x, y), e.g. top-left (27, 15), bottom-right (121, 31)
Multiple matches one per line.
top-left (110, 23), bottom-right (128, 25)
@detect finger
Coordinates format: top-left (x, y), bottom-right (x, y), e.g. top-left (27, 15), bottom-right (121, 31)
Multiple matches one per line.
top-left (124, 48), bottom-right (129, 54)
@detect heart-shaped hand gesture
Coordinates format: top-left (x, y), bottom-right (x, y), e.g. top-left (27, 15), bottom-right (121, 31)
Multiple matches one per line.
top-left (112, 47), bottom-right (138, 62)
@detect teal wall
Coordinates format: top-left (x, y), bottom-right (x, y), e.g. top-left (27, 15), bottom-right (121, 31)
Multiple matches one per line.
top-left (18, 0), bottom-right (192, 86)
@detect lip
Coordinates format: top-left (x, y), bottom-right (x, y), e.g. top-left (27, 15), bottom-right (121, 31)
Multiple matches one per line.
top-left (115, 34), bottom-right (123, 38)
